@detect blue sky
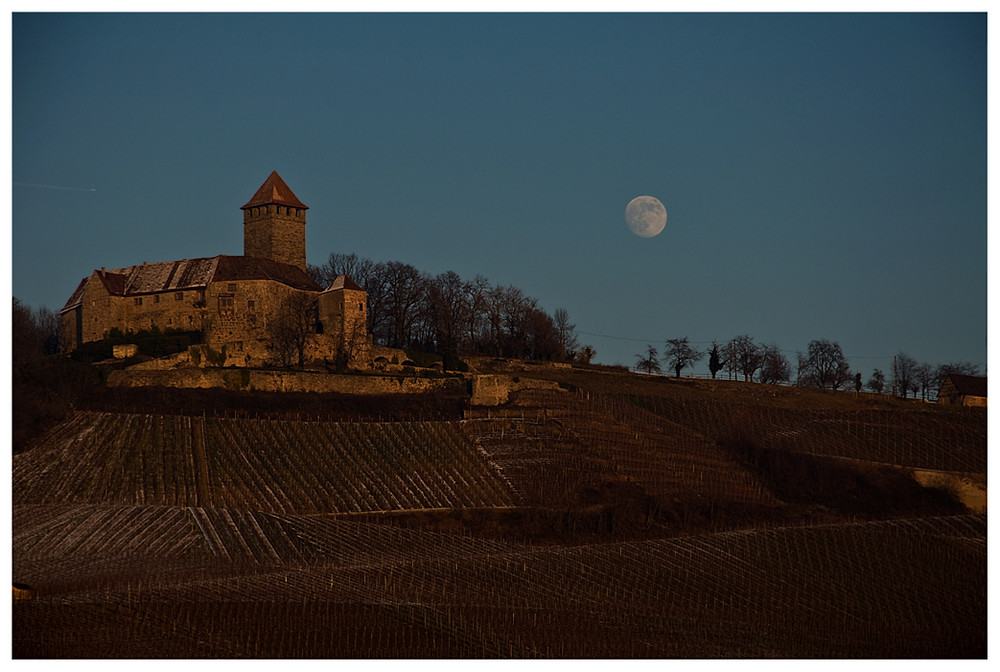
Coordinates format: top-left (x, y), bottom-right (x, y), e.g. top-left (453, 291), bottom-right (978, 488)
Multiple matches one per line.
top-left (11, 12), bottom-right (987, 376)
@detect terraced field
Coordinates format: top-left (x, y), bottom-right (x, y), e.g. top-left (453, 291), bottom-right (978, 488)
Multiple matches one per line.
top-left (12, 368), bottom-right (988, 658)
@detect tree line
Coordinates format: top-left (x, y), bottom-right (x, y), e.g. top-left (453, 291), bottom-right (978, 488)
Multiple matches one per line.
top-left (635, 334), bottom-right (981, 399)
top-left (308, 252), bottom-right (592, 368)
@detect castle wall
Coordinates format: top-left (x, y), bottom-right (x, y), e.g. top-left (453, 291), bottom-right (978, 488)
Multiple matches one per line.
top-left (119, 285), bottom-right (207, 335)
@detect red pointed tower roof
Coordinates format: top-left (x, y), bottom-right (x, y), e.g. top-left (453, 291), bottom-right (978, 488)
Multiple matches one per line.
top-left (241, 171), bottom-right (308, 210)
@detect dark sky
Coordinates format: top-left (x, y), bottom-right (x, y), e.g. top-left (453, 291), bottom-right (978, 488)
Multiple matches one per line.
top-left (11, 12), bottom-right (987, 376)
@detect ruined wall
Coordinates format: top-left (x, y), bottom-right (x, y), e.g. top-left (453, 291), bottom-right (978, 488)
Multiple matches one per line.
top-left (469, 374), bottom-right (566, 405)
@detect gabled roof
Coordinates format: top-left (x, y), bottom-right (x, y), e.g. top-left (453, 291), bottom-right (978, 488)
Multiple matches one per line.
top-left (941, 373), bottom-right (987, 398)
top-left (60, 255), bottom-right (320, 313)
top-left (322, 274), bottom-right (363, 292)
top-left (213, 255), bottom-right (321, 291)
top-left (240, 171), bottom-right (308, 210)
top-left (123, 258), bottom-right (219, 295)
top-left (60, 277), bottom-right (90, 313)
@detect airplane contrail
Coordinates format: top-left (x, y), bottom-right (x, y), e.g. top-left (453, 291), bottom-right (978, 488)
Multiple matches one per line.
top-left (14, 182), bottom-right (96, 192)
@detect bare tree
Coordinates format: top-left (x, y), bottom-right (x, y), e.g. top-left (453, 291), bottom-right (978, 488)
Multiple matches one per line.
top-left (635, 345), bottom-right (661, 375)
top-left (492, 285), bottom-right (537, 358)
top-left (308, 252), bottom-right (375, 290)
top-left (730, 335), bottom-right (762, 382)
top-left (465, 274), bottom-right (492, 354)
top-left (722, 339), bottom-right (740, 381)
top-left (893, 352), bottom-right (919, 398)
top-left (553, 308), bottom-right (579, 362)
top-left (526, 308), bottom-right (560, 360)
top-left (268, 292), bottom-right (317, 369)
top-left (336, 312), bottom-right (369, 371)
top-left (379, 261), bottom-right (428, 348)
top-left (866, 368), bottom-right (886, 394)
top-left (798, 339), bottom-right (852, 389)
top-left (663, 337), bottom-right (702, 378)
top-left (915, 362), bottom-right (937, 401)
top-left (427, 270), bottom-right (470, 367)
top-left (759, 343), bottom-right (790, 385)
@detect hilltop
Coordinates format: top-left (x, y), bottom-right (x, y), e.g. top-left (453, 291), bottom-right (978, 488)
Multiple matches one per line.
top-left (12, 360), bottom-right (987, 657)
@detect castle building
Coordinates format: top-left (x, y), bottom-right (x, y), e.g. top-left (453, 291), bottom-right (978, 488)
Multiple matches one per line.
top-left (59, 172), bottom-right (371, 368)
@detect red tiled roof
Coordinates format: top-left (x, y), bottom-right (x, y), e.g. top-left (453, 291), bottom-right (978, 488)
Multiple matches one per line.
top-left (98, 270), bottom-right (129, 296)
top-left (61, 255), bottom-right (320, 313)
top-left (213, 255), bottom-right (321, 291)
top-left (240, 171), bottom-right (308, 210)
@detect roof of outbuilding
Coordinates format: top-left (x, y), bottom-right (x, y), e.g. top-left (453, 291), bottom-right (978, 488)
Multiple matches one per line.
top-left (240, 171), bottom-right (308, 210)
top-left (941, 373), bottom-right (987, 398)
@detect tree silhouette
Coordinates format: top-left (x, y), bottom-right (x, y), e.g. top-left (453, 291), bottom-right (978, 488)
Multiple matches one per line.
top-left (759, 344), bottom-right (791, 385)
top-left (663, 337), bottom-right (702, 378)
top-left (866, 369), bottom-right (886, 394)
top-left (798, 339), bottom-right (852, 389)
top-left (707, 341), bottom-right (726, 379)
top-left (635, 345), bottom-right (661, 375)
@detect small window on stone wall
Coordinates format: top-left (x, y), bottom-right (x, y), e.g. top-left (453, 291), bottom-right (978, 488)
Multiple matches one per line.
top-left (134, 297), bottom-right (142, 306)
top-left (228, 283), bottom-right (237, 292)
top-left (248, 300), bottom-right (255, 310)
top-left (175, 292), bottom-right (183, 301)
top-left (219, 295), bottom-right (233, 309)
top-left (154, 295), bottom-right (160, 303)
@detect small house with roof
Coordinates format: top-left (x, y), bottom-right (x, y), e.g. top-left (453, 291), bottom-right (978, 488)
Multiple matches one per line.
top-left (936, 373), bottom-right (987, 407)
top-left (59, 172), bottom-right (371, 368)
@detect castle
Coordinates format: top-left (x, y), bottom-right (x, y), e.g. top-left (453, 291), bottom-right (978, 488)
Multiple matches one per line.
top-left (59, 172), bottom-right (372, 368)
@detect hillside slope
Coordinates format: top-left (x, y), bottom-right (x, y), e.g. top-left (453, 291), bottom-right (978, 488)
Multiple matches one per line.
top-left (12, 366), bottom-right (987, 657)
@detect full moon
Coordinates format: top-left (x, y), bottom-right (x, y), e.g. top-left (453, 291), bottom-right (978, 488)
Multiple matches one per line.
top-left (625, 195), bottom-right (667, 238)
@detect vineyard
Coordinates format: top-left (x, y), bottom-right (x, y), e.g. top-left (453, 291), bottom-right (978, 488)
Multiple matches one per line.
top-left (12, 365), bottom-right (987, 657)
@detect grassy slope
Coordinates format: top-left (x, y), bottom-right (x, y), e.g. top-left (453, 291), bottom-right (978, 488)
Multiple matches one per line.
top-left (12, 364), bottom-right (987, 658)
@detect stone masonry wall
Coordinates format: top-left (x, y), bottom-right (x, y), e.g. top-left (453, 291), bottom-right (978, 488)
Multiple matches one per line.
top-left (243, 205), bottom-right (306, 271)
top-left (107, 368), bottom-right (466, 395)
top-left (469, 374), bottom-right (566, 405)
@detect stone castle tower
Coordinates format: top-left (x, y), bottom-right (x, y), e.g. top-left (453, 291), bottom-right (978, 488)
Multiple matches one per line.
top-left (241, 171), bottom-right (309, 271)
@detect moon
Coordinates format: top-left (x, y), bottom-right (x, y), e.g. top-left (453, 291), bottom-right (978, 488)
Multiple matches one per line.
top-left (625, 195), bottom-right (667, 238)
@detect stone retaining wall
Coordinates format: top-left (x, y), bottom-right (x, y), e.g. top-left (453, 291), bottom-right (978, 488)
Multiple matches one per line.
top-left (107, 368), bottom-right (466, 395)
